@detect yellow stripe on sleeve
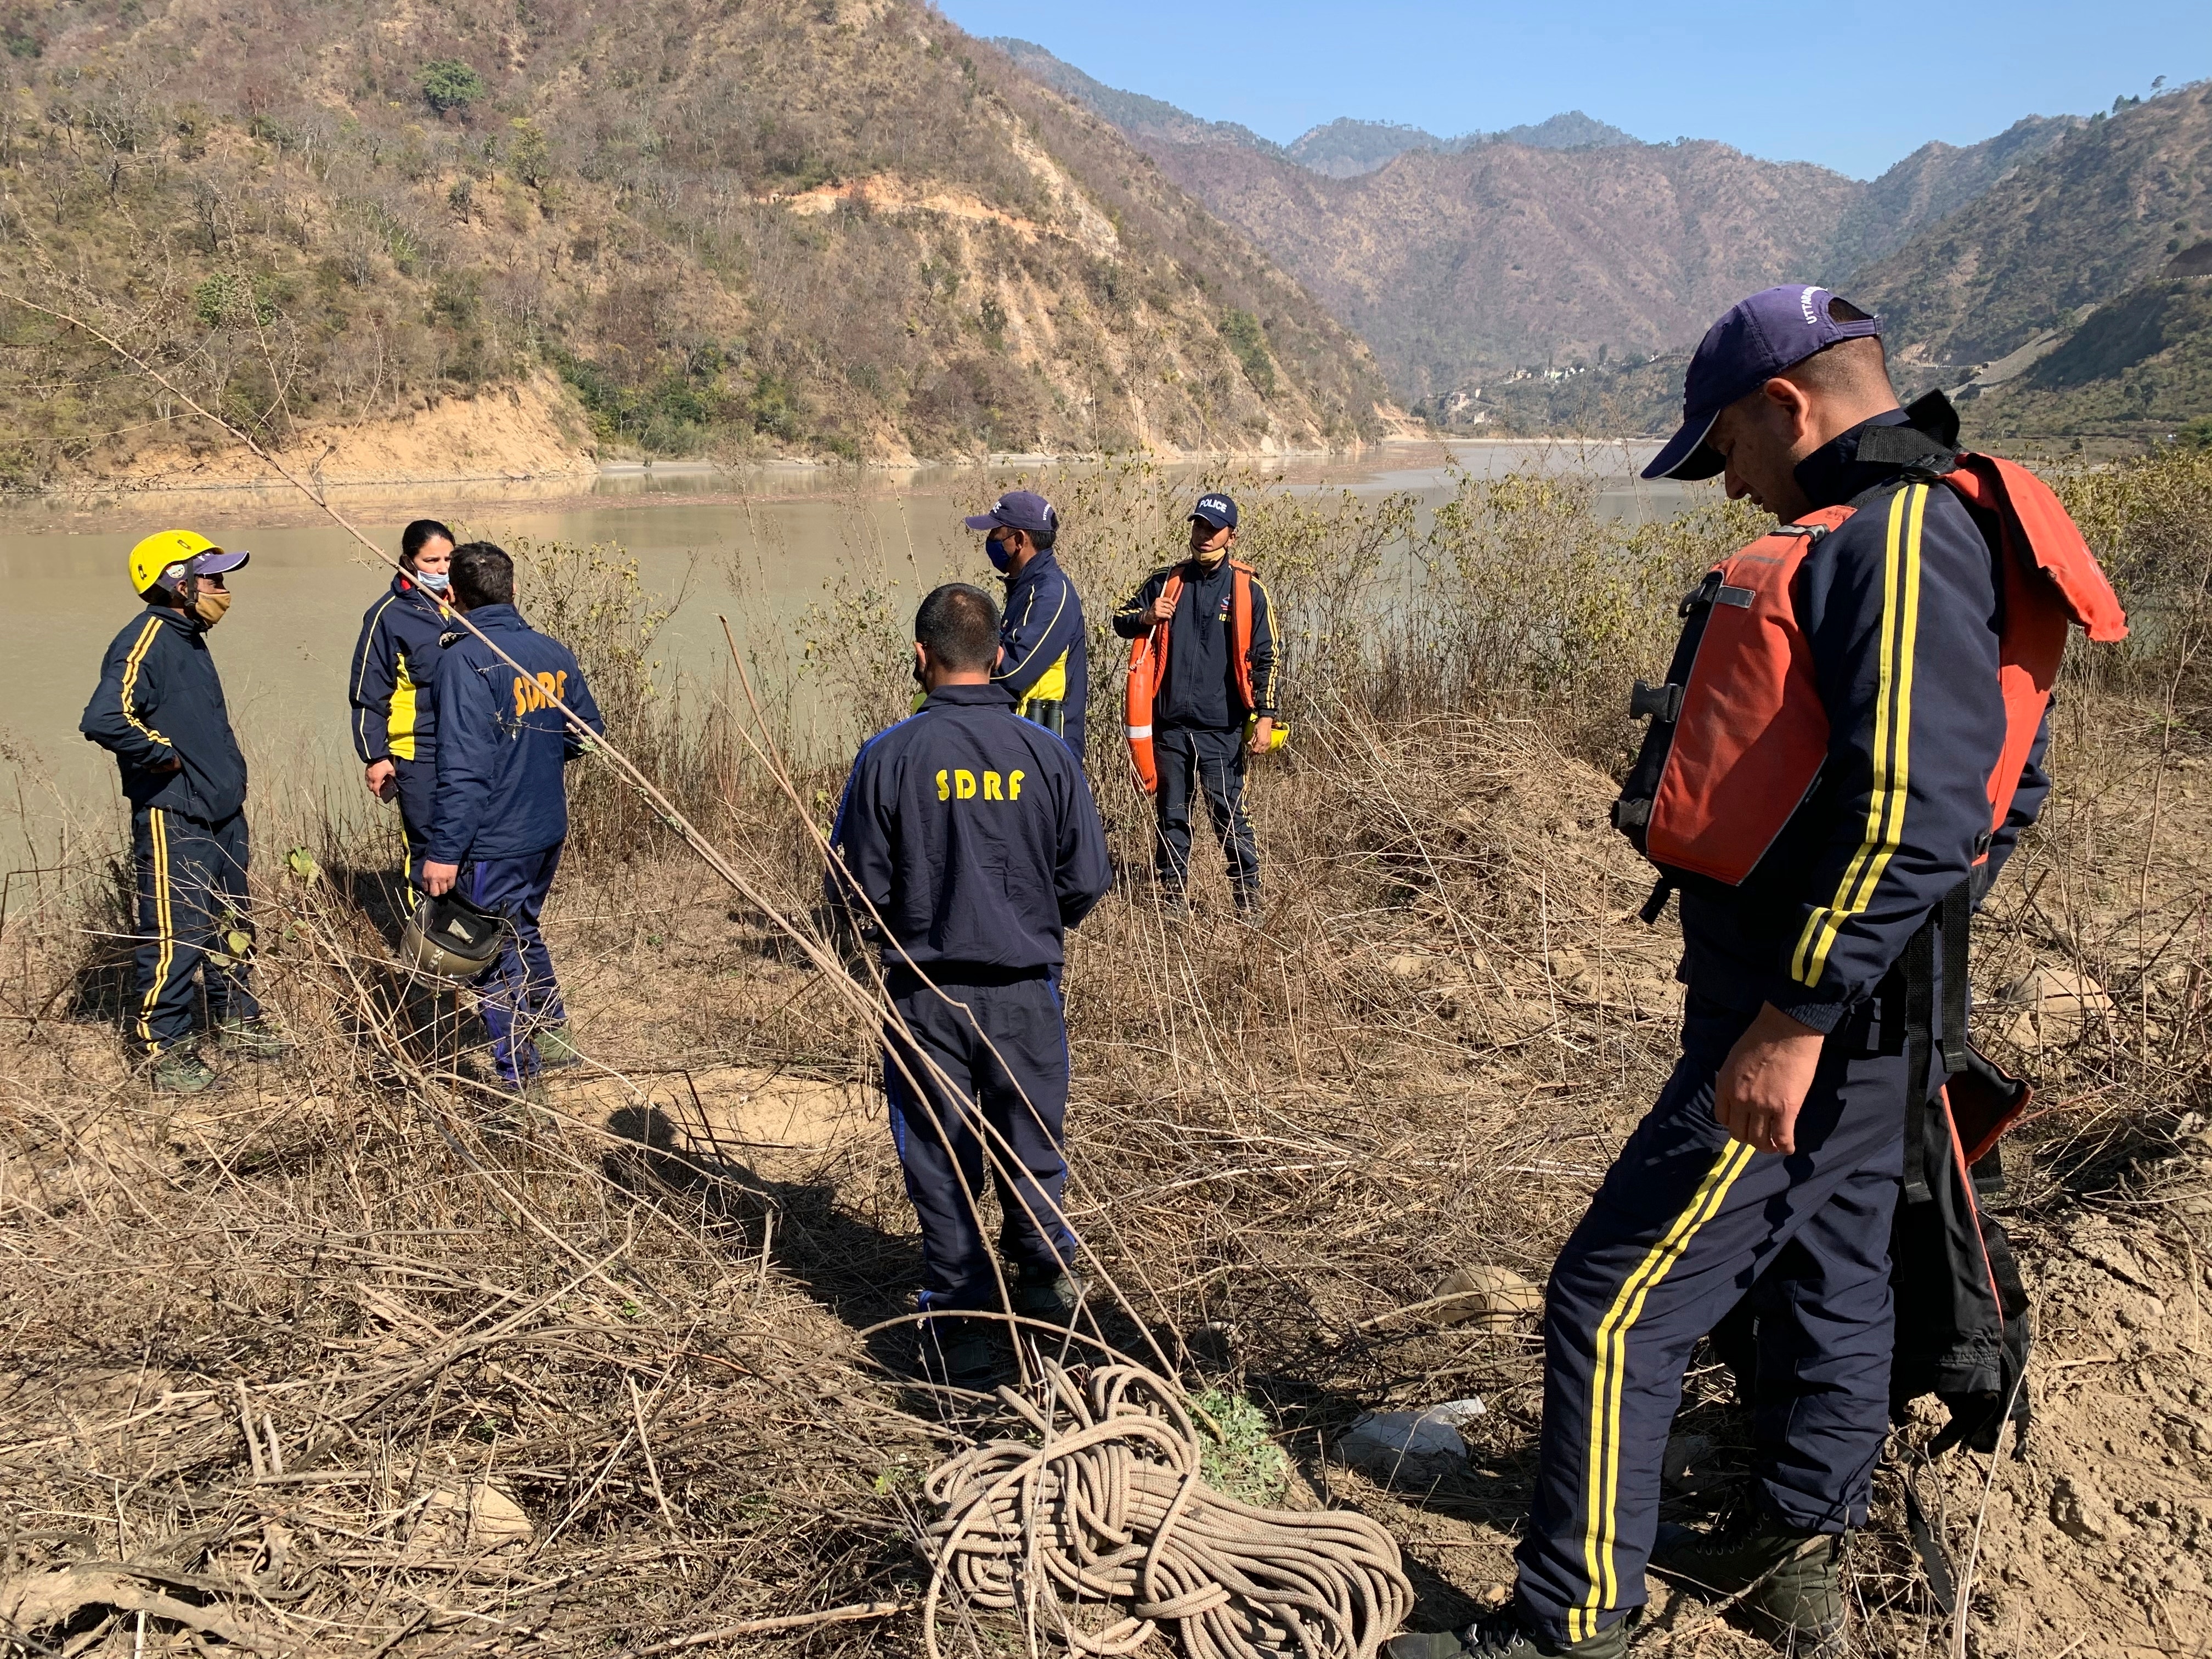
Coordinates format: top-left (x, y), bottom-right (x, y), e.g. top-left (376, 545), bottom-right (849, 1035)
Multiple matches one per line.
top-left (1790, 484), bottom-right (1927, 988)
top-left (119, 615), bottom-right (172, 752)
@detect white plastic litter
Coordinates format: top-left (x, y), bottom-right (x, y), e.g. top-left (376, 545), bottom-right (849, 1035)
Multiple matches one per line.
top-left (1336, 1398), bottom-right (1486, 1482)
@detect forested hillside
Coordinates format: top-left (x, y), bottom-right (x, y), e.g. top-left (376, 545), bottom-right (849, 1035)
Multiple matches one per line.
top-left (0, 0), bottom-right (1395, 484)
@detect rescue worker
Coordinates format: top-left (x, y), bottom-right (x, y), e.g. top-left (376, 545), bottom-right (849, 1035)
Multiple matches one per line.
top-left (826, 583), bottom-right (1113, 1390)
top-left (348, 518), bottom-right (455, 882)
top-left (1390, 286), bottom-right (2115, 1658)
top-left (1113, 493), bottom-right (1278, 913)
top-left (419, 543), bottom-right (604, 1094)
top-left (966, 489), bottom-right (1088, 760)
top-left (81, 531), bottom-right (290, 1094)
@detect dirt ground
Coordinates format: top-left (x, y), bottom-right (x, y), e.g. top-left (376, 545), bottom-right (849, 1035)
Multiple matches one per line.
top-left (1, 699), bottom-right (2207, 1656)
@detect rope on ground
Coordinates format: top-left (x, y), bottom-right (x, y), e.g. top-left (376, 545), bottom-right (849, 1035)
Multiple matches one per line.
top-left (923, 1360), bottom-right (1411, 1659)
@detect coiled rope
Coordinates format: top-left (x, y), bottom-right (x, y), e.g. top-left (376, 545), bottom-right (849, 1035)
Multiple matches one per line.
top-left (924, 1361), bottom-right (1412, 1659)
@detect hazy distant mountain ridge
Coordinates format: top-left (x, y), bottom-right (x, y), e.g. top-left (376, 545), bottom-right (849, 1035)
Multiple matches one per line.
top-left (994, 40), bottom-right (1635, 179)
top-left (997, 38), bottom-right (2087, 416)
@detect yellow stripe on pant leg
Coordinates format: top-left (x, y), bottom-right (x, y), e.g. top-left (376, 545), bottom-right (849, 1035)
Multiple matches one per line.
top-left (136, 808), bottom-right (177, 1051)
top-left (1571, 1138), bottom-right (1756, 1640)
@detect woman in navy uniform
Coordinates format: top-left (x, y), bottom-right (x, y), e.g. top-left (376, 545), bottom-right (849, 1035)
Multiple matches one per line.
top-left (348, 518), bottom-right (455, 883)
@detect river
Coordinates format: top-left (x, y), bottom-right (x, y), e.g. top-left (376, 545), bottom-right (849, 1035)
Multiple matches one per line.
top-left (0, 440), bottom-right (1681, 862)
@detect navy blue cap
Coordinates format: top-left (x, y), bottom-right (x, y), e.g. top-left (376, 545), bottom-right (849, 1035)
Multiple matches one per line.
top-left (964, 489), bottom-right (1058, 535)
top-left (1190, 493), bottom-right (1239, 529)
top-left (1643, 286), bottom-right (1884, 481)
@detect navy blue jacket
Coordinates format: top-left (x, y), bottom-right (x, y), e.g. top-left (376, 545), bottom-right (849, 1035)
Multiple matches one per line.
top-left (80, 606), bottom-right (247, 822)
top-left (993, 549), bottom-right (1089, 758)
top-left (1680, 410), bottom-right (2048, 1031)
top-left (349, 573), bottom-right (452, 764)
top-left (1113, 556), bottom-right (1280, 727)
top-left (427, 605), bottom-right (605, 865)
top-left (827, 682), bottom-right (1111, 974)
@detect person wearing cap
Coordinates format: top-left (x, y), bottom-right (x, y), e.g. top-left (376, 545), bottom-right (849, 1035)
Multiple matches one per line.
top-left (964, 489), bottom-right (1089, 760)
top-left (1111, 492), bottom-right (1278, 914)
top-left (419, 542), bottom-right (605, 1094)
top-left (1389, 288), bottom-right (2056, 1659)
top-left (348, 518), bottom-right (455, 884)
top-left (826, 582), bottom-right (1112, 1391)
top-left (81, 531), bottom-right (290, 1094)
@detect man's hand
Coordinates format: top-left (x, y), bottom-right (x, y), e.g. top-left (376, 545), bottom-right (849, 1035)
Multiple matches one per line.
top-left (365, 758), bottom-right (396, 800)
top-left (1249, 716), bottom-right (1274, 755)
top-left (152, 755), bottom-right (183, 774)
top-left (1714, 1002), bottom-right (1826, 1155)
top-left (1147, 593), bottom-right (1176, 625)
top-left (422, 861), bottom-right (459, 897)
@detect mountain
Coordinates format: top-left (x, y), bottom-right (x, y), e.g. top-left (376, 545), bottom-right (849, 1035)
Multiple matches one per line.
top-left (0, 1), bottom-right (1393, 484)
top-left (1001, 44), bottom-right (2081, 408)
top-left (1852, 83), bottom-right (2212, 407)
top-left (1284, 112), bottom-right (1636, 178)
top-left (994, 39), bottom-right (1633, 180)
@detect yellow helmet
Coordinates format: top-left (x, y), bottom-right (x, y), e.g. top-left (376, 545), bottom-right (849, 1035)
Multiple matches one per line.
top-left (127, 529), bottom-right (249, 597)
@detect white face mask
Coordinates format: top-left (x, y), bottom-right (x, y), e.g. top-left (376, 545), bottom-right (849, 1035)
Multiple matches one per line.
top-left (414, 569), bottom-right (451, 593)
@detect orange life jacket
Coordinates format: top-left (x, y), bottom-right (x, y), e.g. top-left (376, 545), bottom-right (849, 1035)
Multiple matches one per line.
top-left (1125, 559), bottom-right (1259, 796)
top-left (1613, 453), bottom-right (2127, 888)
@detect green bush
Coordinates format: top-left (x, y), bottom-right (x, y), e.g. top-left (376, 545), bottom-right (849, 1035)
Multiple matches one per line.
top-left (421, 59), bottom-right (487, 115)
top-left (1218, 308), bottom-right (1277, 398)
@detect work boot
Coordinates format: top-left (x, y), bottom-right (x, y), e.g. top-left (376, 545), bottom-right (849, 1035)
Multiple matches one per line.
top-left (1012, 1264), bottom-right (1084, 1323)
top-left (535, 1022), bottom-right (583, 1069)
top-left (918, 1319), bottom-right (997, 1392)
top-left (213, 1016), bottom-right (293, 1059)
top-left (151, 1047), bottom-right (222, 1096)
top-left (1651, 1509), bottom-right (1847, 1651)
top-left (1386, 1606), bottom-right (1628, 1659)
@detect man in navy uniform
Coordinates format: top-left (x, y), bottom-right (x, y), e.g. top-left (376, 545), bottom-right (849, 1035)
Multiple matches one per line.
top-left (1113, 493), bottom-right (1279, 913)
top-left (964, 489), bottom-right (1089, 760)
top-left (83, 531), bottom-right (290, 1094)
top-left (420, 543), bottom-right (604, 1096)
top-left (1389, 288), bottom-right (2061, 1658)
top-left (827, 582), bottom-right (1112, 1389)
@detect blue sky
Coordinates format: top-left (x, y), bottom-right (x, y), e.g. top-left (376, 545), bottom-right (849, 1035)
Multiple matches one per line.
top-left (936, 1), bottom-right (2212, 180)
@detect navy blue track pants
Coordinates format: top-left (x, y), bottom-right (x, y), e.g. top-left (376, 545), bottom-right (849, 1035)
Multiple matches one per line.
top-left (1153, 726), bottom-right (1258, 906)
top-left (130, 805), bottom-right (259, 1056)
top-left (883, 969), bottom-right (1076, 1314)
top-left (465, 845), bottom-right (567, 1084)
top-left (1516, 994), bottom-right (1916, 1646)
top-left (391, 757), bottom-right (435, 884)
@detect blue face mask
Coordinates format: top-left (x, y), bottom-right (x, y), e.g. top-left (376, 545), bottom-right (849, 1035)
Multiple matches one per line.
top-left (985, 535), bottom-right (1015, 574)
top-left (413, 569), bottom-right (452, 593)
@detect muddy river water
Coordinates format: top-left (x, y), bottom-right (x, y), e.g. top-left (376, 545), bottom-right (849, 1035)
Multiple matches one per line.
top-left (0, 440), bottom-right (1679, 862)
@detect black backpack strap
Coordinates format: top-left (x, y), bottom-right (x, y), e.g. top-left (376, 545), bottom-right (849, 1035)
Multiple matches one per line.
top-left (1940, 878), bottom-right (1972, 1074)
top-left (1903, 917), bottom-right (1937, 1205)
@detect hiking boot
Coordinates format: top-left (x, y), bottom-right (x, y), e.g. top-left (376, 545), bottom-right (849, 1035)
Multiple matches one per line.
top-left (918, 1319), bottom-right (998, 1392)
top-left (535, 1022), bottom-right (583, 1069)
top-left (1386, 1607), bottom-right (1627, 1659)
top-left (213, 1017), bottom-right (293, 1059)
top-left (151, 1047), bottom-right (222, 1096)
top-left (1651, 1510), bottom-right (1847, 1650)
top-left (1012, 1264), bottom-right (1084, 1323)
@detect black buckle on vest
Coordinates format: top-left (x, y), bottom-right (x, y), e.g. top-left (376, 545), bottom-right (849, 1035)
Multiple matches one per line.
top-left (1630, 680), bottom-right (1684, 723)
top-left (1677, 571), bottom-right (1756, 616)
top-left (1611, 797), bottom-right (1651, 830)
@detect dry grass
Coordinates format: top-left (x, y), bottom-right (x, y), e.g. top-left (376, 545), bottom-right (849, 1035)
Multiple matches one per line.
top-left (2, 447), bottom-right (2209, 1657)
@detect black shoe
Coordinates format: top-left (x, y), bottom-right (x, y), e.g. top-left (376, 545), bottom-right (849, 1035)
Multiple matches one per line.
top-left (1386, 1607), bottom-right (1626, 1659)
top-left (917, 1319), bottom-right (997, 1392)
top-left (1012, 1264), bottom-right (1083, 1323)
top-left (1651, 1509), bottom-right (1847, 1649)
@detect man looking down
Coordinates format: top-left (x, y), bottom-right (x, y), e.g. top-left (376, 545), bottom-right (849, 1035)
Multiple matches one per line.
top-left (420, 543), bottom-right (604, 1098)
top-left (966, 489), bottom-right (1089, 760)
top-left (1390, 286), bottom-right (2072, 1658)
top-left (826, 583), bottom-right (1112, 1391)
